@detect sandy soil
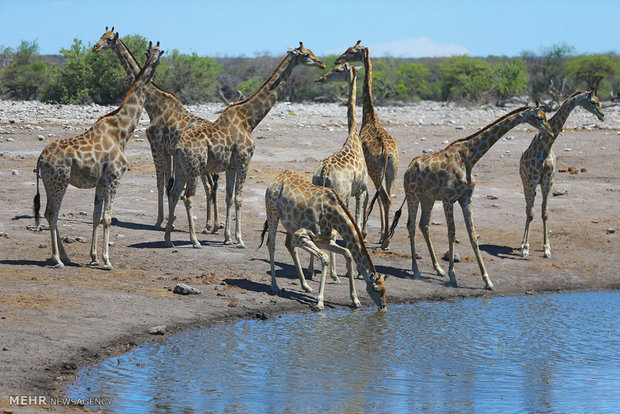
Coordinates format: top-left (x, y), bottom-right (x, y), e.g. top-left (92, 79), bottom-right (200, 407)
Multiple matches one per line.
top-left (0, 100), bottom-right (618, 412)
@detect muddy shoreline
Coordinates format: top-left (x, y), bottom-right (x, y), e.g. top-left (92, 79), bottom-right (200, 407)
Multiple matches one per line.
top-left (1, 100), bottom-right (618, 412)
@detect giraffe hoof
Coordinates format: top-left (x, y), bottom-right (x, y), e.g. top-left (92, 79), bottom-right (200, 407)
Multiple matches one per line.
top-left (331, 276), bottom-right (342, 284)
top-left (236, 242), bottom-right (246, 249)
top-left (302, 285), bottom-right (315, 294)
top-left (223, 240), bottom-right (233, 246)
top-left (88, 260), bottom-right (100, 267)
top-left (103, 264), bottom-right (114, 271)
top-left (192, 242), bottom-right (203, 249)
top-left (544, 251), bottom-right (551, 259)
top-left (201, 228), bottom-right (210, 234)
top-left (485, 284), bottom-right (494, 291)
top-left (53, 262), bottom-right (65, 269)
top-left (351, 300), bottom-right (362, 308)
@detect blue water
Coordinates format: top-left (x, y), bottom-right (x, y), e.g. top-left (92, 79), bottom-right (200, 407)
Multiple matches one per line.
top-left (66, 291), bottom-right (620, 413)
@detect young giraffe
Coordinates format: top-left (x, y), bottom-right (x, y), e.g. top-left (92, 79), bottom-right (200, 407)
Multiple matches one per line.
top-left (520, 90), bottom-right (604, 258)
top-left (388, 104), bottom-right (553, 290)
top-left (33, 41), bottom-right (164, 269)
top-left (165, 43), bottom-right (325, 249)
top-left (335, 41), bottom-right (399, 250)
top-left (92, 27), bottom-right (220, 232)
top-left (261, 169), bottom-right (387, 311)
top-left (308, 63), bottom-right (369, 280)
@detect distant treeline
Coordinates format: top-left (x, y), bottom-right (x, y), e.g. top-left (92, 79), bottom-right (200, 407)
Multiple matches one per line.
top-left (1, 35), bottom-right (618, 106)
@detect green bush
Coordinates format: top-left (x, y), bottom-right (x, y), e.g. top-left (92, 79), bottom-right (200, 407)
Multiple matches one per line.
top-left (568, 54), bottom-right (617, 92)
top-left (439, 56), bottom-right (493, 101)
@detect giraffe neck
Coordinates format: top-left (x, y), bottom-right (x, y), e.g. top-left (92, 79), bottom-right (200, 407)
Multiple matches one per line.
top-left (113, 38), bottom-right (142, 81)
top-left (360, 50), bottom-right (377, 124)
top-left (229, 54), bottom-right (297, 131)
top-left (332, 203), bottom-right (376, 283)
top-left (458, 109), bottom-right (528, 167)
top-left (106, 57), bottom-right (157, 148)
top-left (347, 69), bottom-right (357, 133)
top-left (540, 93), bottom-right (585, 150)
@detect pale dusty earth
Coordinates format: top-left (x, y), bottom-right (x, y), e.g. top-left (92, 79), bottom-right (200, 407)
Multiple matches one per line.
top-left (0, 99), bottom-right (619, 412)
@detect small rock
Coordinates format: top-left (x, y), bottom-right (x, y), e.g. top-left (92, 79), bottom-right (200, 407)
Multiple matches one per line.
top-left (62, 236), bottom-right (76, 243)
top-left (553, 189), bottom-right (568, 197)
top-left (37, 135), bottom-right (45, 140)
top-left (485, 195), bottom-right (498, 200)
top-left (564, 148), bottom-right (571, 152)
top-left (0, 232), bottom-right (8, 238)
top-left (63, 362), bottom-right (78, 371)
top-left (255, 310), bottom-right (269, 320)
top-left (442, 140), bottom-right (449, 144)
top-left (422, 149), bottom-right (434, 154)
top-left (607, 228), bottom-right (615, 234)
top-left (39, 244), bottom-right (46, 248)
top-left (11, 169), bottom-right (18, 175)
top-left (431, 221), bottom-right (442, 225)
top-left (592, 219), bottom-right (599, 224)
top-left (228, 299), bottom-right (239, 307)
top-left (78, 211), bottom-right (88, 216)
top-left (74, 237), bottom-right (87, 243)
top-left (455, 125), bottom-right (465, 130)
top-left (580, 168), bottom-right (587, 173)
top-left (148, 325), bottom-right (166, 335)
top-left (503, 135), bottom-right (515, 141)
top-left (173, 283), bottom-right (201, 295)
top-left (420, 137), bottom-right (427, 141)
top-left (442, 251), bottom-right (461, 262)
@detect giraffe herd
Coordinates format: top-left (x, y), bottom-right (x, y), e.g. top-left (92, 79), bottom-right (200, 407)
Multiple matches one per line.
top-left (32, 32), bottom-right (605, 311)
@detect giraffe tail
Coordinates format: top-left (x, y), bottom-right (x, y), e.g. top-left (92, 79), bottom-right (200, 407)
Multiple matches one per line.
top-left (312, 165), bottom-right (332, 188)
top-left (33, 156), bottom-right (41, 228)
top-left (258, 220), bottom-right (269, 249)
top-left (386, 197), bottom-right (407, 242)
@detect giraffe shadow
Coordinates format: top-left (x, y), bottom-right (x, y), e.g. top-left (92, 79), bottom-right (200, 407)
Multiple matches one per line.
top-left (110, 218), bottom-right (162, 232)
top-left (128, 239), bottom-right (226, 249)
top-left (479, 244), bottom-right (521, 259)
top-left (0, 258), bottom-right (81, 268)
top-left (11, 214), bottom-right (33, 221)
top-left (223, 277), bottom-right (317, 307)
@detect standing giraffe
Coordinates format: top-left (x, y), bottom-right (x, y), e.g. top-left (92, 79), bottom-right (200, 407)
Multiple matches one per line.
top-left (92, 27), bottom-right (220, 232)
top-left (33, 41), bottom-right (164, 269)
top-left (520, 90), bottom-right (604, 258)
top-left (165, 43), bottom-right (325, 249)
top-left (334, 41), bottom-right (399, 250)
top-left (261, 170), bottom-right (387, 311)
top-left (308, 63), bottom-right (369, 280)
top-left (388, 105), bottom-right (552, 290)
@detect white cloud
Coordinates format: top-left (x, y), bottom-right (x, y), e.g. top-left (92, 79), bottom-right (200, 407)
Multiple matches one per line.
top-left (369, 37), bottom-right (469, 58)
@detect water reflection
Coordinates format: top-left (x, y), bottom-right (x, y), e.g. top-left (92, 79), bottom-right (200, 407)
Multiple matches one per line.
top-left (67, 291), bottom-right (620, 413)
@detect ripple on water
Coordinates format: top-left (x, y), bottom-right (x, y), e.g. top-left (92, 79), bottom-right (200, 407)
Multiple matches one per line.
top-left (66, 291), bottom-right (620, 413)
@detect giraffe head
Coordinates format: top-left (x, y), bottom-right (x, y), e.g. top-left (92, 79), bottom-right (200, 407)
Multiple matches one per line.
top-left (334, 40), bottom-right (366, 65)
top-left (523, 104), bottom-right (553, 136)
top-left (580, 90), bottom-right (605, 121)
top-left (314, 62), bottom-right (357, 84)
top-left (287, 42), bottom-right (326, 69)
top-left (92, 26), bottom-right (119, 53)
top-left (366, 273), bottom-right (387, 312)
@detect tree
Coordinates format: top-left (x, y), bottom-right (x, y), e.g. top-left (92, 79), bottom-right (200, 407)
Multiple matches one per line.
top-left (0, 41), bottom-right (55, 99)
top-left (493, 58), bottom-right (529, 99)
top-left (396, 62), bottom-right (429, 101)
top-left (568, 54), bottom-right (617, 93)
top-left (525, 43), bottom-right (575, 102)
top-left (439, 56), bottom-right (493, 102)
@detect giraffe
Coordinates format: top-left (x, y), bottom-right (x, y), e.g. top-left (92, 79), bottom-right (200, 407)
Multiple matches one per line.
top-left (164, 43), bottom-right (325, 249)
top-left (92, 27), bottom-right (220, 233)
top-left (33, 41), bottom-right (164, 269)
top-left (519, 90), bottom-right (604, 259)
top-left (261, 169), bottom-right (387, 311)
top-left (388, 104), bottom-right (553, 290)
top-left (308, 63), bottom-right (369, 280)
top-left (334, 40), bottom-right (399, 250)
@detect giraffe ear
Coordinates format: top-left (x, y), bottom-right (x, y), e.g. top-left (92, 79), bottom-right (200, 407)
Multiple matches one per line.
top-left (111, 26), bottom-right (114, 32)
top-left (356, 40), bottom-right (361, 46)
top-left (105, 26), bottom-right (108, 31)
top-left (354, 65), bottom-right (363, 71)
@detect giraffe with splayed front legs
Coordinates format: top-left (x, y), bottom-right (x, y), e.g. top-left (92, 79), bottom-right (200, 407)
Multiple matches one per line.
top-left (165, 43), bottom-right (325, 249)
top-left (93, 27), bottom-right (220, 232)
top-left (388, 104), bottom-right (553, 290)
top-left (260, 170), bottom-right (387, 311)
top-left (33, 41), bottom-right (164, 269)
top-left (307, 63), bottom-right (369, 281)
top-left (334, 41), bottom-right (399, 250)
top-left (520, 90), bottom-right (604, 259)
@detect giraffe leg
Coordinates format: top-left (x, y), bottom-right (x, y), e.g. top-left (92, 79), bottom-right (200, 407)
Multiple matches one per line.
top-left (360, 187), bottom-right (369, 240)
top-left (285, 233), bottom-right (314, 293)
top-left (182, 177), bottom-right (201, 248)
top-left (266, 213), bottom-right (281, 295)
top-left (44, 181), bottom-right (69, 268)
top-left (378, 189), bottom-right (391, 249)
top-left (211, 174), bottom-right (220, 232)
top-left (443, 201), bottom-right (458, 287)
top-left (89, 185), bottom-right (106, 266)
top-left (164, 168), bottom-right (187, 248)
top-left (319, 239), bottom-right (359, 308)
top-left (293, 229), bottom-right (330, 310)
top-left (460, 197), bottom-right (493, 290)
top-left (520, 180), bottom-right (537, 259)
top-left (202, 174), bottom-right (220, 234)
top-left (380, 160), bottom-right (396, 250)
top-left (406, 197), bottom-right (421, 278)
top-left (307, 253), bottom-right (315, 280)
top-left (419, 198), bottom-right (445, 277)
top-left (147, 127), bottom-right (167, 228)
top-left (541, 168), bottom-right (554, 258)
top-left (223, 170), bottom-right (235, 246)
top-left (233, 167), bottom-right (249, 248)
top-left (101, 181), bottom-right (121, 270)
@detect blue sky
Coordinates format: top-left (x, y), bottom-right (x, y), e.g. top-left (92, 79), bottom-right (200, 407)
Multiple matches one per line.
top-left (1, 0), bottom-right (618, 58)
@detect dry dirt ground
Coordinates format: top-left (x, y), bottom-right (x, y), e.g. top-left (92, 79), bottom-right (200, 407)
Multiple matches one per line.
top-left (0, 100), bottom-right (619, 412)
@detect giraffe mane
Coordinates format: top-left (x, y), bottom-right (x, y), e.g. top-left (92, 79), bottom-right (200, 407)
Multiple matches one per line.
top-left (329, 188), bottom-right (378, 275)
top-left (445, 105), bottom-right (533, 149)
